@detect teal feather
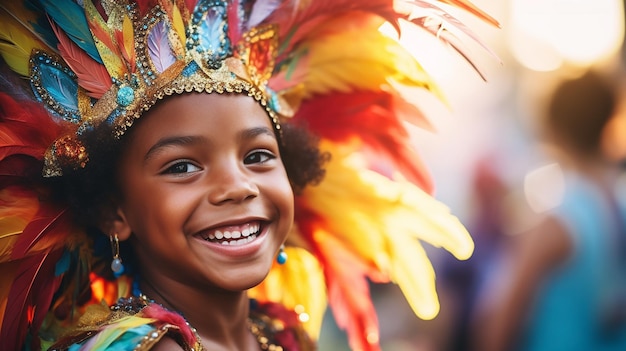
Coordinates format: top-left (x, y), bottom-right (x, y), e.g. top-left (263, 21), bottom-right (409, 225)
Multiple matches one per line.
top-left (196, 2), bottom-right (231, 62)
top-left (24, 0), bottom-right (59, 47)
top-left (38, 0), bottom-right (102, 63)
top-left (30, 57), bottom-right (80, 121)
top-left (39, 64), bottom-right (78, 112)
top-left (55, 250), bottom-right (71, 276)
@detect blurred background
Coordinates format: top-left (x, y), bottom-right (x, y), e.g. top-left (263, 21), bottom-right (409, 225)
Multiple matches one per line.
top-left (318, 0), bottom-right (626, 350)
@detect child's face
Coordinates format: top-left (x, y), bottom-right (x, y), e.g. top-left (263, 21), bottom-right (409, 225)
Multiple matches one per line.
top-left (115, 93), bottom-right (294, 292)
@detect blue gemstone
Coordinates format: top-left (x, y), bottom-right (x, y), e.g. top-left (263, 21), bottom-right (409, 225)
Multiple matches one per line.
top-left (117, 86), bottom-right (135, 107)
top-left (111, 258), bottom-right (124, 274)
top-left (277, 251), bottom-right (288, 265)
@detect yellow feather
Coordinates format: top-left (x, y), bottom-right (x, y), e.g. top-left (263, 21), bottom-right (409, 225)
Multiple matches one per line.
top-left (122, 14), bottom-right (135, 66)
top-left (299, 140), bottom-right (473, 319)
top-left (0, 218), bottom-right (25, 262)
top-left (0, 11), bottom-right (45, 76)
top-left (389, 235), bottom-right (440, 319)
top-left (84, 0), bottom-right (125, 77)
top-left (90, 315), bottom-right (158, 349)
top-left (249, 247), bottom-right (327, 339)
top-left (172, 5), bottom-right (186, 45)
top-left (0, 188), bottom-right (39, 262)
top-left (293, 14), bottom-right (443, 100)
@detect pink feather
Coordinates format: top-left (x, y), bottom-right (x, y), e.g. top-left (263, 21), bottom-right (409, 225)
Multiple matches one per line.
top-left (227, 0), bottom-right (242, 44)
top-left (247, 0), bottom-right (283, 28)
top-left (148, 21), bottom-right (177, 73)
top-left (142, 303), bottom-right (197, 347)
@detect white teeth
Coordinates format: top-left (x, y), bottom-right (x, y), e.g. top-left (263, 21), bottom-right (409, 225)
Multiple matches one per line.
top-left (215, 236), bottom-right (255, 246)
top-left (202, 224), bottom-right (260, 245)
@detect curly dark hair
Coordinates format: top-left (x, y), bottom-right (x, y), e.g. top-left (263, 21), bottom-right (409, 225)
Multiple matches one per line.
top-left (46, 94), bottom-right (329, 230)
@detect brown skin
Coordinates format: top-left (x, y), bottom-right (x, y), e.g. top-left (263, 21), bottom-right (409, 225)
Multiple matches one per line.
top-left (107, 93), bottom-right (294, 350)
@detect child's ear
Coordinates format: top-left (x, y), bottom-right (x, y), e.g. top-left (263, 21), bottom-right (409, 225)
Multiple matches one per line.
top-left (101, 207), bottom-right (132, 241)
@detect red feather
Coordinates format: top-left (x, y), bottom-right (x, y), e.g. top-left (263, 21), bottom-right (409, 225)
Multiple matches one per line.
top-left (438, 0), bottom-right (500, 27)
top-left (293, 91), bottom-right (434, 193)
top-left (143, 304), bottom-right (198, 347)
top-left (10, 205), bottom-right (69, 259)
top-left (0, 93), bottom-right (67, 161)
top-left (227, 0), bottom-right (242, 44)
top-left (135, 0), bottom-right (159, 17)
top-left (266, 0), bottom-right (399, 59)
top-left (185, 0), bottom-right (198, 13)
top-left (52, 22), bottom-right (112, 98)
top-left (1, 249), bottom-right (65, 351)
top-left (1, 200), bottom-right (70, 350)
top-left (294, 208), bottom-right (383, 351)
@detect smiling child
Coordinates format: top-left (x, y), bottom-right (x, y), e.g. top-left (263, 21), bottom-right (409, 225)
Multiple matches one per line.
top-left (0, 1), bottom-right (498, 350)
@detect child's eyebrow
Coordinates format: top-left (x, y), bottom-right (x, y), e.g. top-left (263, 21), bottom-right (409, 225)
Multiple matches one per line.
top-left (238, 126), bottom-right (276, 142)
top-left (143, 126), bottom-right (275, 162)
top-left (144, 135), bottom-right (204, 162)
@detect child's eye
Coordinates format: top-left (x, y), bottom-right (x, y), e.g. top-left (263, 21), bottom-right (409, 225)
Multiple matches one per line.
top-left (163, 161), bottom-right (201, 174)
top-left (244, 150), bottom-right (275, 165)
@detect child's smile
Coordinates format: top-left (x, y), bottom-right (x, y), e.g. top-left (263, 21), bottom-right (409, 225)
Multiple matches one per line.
top-left (198, 220), bottom-right (262, 245)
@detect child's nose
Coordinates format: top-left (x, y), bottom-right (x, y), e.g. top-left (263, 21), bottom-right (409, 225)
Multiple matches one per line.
top-left (206, 162), bottom-right (259, 205)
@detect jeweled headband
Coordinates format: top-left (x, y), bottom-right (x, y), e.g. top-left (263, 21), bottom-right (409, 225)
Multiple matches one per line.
top-left (24, 0), bottom-right (286, 176)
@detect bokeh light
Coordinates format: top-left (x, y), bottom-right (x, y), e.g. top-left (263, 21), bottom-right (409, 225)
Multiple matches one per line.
top-left (509, 0), bottom-right (625, 71)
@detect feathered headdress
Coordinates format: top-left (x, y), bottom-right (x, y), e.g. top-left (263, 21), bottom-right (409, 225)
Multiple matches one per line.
top-left (0, 0), bottom-right (499, 350)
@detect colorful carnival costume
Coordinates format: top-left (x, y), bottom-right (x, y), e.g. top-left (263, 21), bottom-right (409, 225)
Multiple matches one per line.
top-left (0, 0), bottom-right (498, 350)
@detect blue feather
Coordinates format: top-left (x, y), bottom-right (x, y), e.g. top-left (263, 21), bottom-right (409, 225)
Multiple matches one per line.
top-left (23, 0), bottom-right (59, 47)
top-left (55, 250), bottom-right (71, 276)
top-left (197, 2), bottom-right (231, 62)
top-left (38, 0), bottom-right (102, 63)
top-left (30, 53), bottom-right (80, 121)
top-left (38, 63), bottom-right (79, 112)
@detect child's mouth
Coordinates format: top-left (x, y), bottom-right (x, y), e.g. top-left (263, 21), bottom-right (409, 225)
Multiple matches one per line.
top-left (199, 221), bottom-right (262, 246)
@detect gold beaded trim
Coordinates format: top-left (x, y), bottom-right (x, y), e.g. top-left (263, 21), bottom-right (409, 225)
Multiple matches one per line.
top-left (248, 317), bottom-right (284, 351)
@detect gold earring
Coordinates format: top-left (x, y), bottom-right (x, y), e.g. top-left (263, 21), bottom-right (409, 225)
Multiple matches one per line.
top-left (110, 234), bottom-right (125, 275)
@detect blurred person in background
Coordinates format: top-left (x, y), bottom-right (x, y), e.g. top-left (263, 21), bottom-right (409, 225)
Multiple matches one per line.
top-left (437, 155), bottom-right (512, 351)
top-left (469, 70), bottom-right (626, 351)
